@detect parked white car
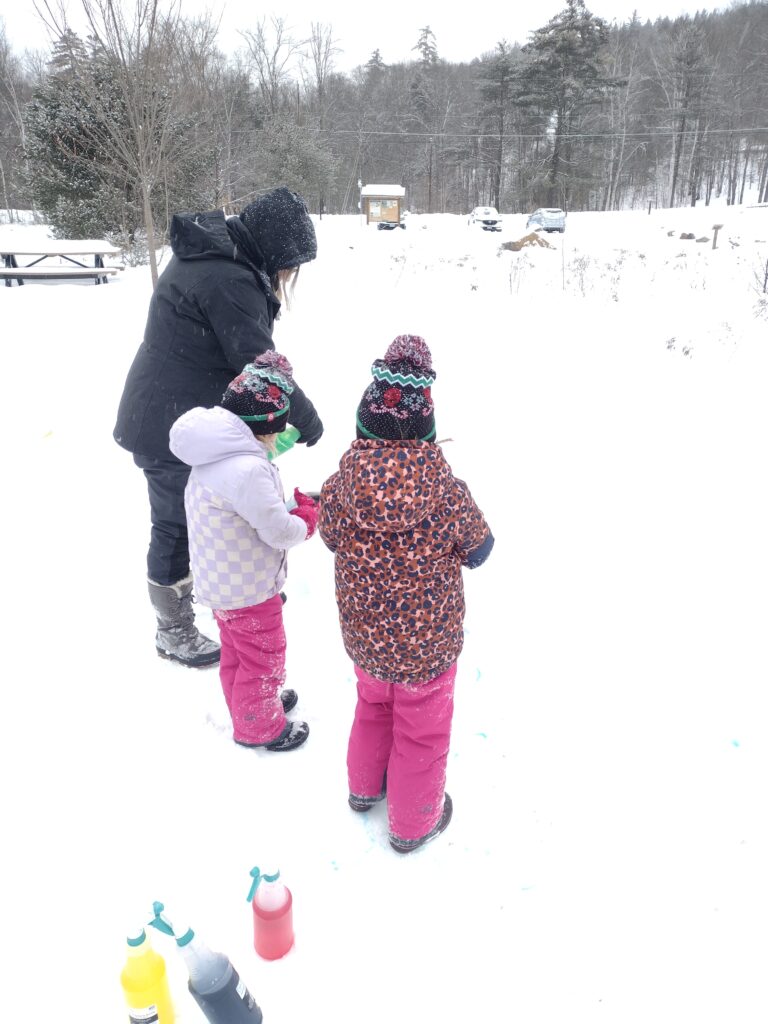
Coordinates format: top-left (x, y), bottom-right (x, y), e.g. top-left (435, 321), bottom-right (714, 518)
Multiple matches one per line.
top-left (468, 206), bottom-right (502, 231)
top-left (527, 208), bottom-right (566, 233)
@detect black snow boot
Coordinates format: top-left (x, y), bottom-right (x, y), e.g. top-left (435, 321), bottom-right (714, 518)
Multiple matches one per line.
top-left (235, 720), bottom-right (309, 752)
top-left (280, 689), bottom-right (298, 714)
top-left (148, 575), bottom-right (220, 668)
top-left (389, 794), bottom-right (453, 854)
top-left (349, 771), bottom-right (387, 812)
top-left (265, 720), bottom-right (309, 751)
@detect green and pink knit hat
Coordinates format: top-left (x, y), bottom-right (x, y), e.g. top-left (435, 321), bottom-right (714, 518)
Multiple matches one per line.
top-left (356, 335), bottom-right (436, 442)
top-left (221, 351), bottom-right (294, 433)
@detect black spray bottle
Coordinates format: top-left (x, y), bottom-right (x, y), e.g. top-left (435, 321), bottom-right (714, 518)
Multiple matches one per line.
top-left (150, 902), bottom-right (263, 1024)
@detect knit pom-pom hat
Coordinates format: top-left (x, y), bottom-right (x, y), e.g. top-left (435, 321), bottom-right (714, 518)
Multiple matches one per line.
top-left (221, 351), bottom-right (294, 433)
top-left (356, 334), bottom-right (436, 442)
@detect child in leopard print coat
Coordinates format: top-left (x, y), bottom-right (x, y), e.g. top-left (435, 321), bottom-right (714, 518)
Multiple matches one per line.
top-left (318, 335), bottom-right (494, 852)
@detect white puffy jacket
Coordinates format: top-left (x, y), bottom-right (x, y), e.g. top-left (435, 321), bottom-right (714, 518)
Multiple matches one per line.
top-left (169, 406), bottom-right (306, 610)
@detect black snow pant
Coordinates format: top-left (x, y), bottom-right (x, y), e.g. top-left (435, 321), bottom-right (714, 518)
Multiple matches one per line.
top-left (133, 453), bottom-right (191, 586)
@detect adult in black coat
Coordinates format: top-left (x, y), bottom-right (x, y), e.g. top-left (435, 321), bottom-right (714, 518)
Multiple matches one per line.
top-left (114, 187), bottom-right (324, 667)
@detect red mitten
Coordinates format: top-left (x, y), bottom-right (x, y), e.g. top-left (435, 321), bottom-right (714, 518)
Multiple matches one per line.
top-left (293, 487), bottom-right (317, 509)
top-left (290, 499), bottom-right (318, 539)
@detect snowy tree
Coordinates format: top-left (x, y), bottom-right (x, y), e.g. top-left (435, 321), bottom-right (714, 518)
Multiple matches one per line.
top-left (301, 22), bottom-right (340, 217)
top-left (365, 49), bottom-right (386, 74)
top-left (240, 16), bottom-right (304, 120)
top-left (24, 44), bottom-right (127, 238)
top-left (33, 0), bottom-right (190, 285)
top-left (0, 22), bottom-right (37, 217)
top-left (475, 41), bottom-right (520, 210)
top-left (412, 27), bottom-right (439, 67)
top-left (519, 0), bottom-right (613, 207)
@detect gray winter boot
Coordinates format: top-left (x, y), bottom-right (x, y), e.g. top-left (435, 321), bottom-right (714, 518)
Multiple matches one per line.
top-left (148, 574), bottom-right (220, 668)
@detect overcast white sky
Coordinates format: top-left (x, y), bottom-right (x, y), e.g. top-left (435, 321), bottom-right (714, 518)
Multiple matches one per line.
top-left (3, 0), bottom-right (715, 70)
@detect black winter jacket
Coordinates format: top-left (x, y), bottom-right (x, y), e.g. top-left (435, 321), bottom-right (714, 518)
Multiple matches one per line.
top-left (113, 209), bottom-right (322, 458)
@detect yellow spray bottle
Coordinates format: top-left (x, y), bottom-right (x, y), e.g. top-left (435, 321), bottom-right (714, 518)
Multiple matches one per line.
top-left (120, 926), bottom-right (175, 1023)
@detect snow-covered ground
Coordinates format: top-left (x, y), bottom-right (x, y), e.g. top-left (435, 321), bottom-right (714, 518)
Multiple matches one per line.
top-left (2, 200), bottom-right (768, 1023)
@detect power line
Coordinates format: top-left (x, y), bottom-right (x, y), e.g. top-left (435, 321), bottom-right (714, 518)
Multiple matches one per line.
top-left (230, 124), bottom-right (768, 141)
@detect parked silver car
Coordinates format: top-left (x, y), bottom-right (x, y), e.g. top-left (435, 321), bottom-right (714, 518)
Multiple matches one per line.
top-left (527, 208), bottom-right (566, 233)
top-left (468, 206), bottom-right (502, 231)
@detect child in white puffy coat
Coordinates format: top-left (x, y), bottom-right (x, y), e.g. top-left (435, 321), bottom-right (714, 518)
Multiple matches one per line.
top-left (169, 352), bottom-right (318, 752)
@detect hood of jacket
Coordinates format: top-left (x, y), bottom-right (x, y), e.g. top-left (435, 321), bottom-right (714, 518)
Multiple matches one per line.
top-left (335, 439), bottom-right (453, 532)
top-left (169, 406), bottom-right (264, 468)
top-left (170, 209), bottom-right (239, 262)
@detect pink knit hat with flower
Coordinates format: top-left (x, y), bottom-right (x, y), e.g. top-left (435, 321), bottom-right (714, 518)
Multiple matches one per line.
top-left (356, 335), bottom-right (436, 441)
top-left (221, 351), bottom-right (294, 433)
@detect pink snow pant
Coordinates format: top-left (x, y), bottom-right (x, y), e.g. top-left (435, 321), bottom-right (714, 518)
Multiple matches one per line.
top-left (347, 663), bottom-right (456, 841)
top-left (214, 594), bottom-right (287, 745)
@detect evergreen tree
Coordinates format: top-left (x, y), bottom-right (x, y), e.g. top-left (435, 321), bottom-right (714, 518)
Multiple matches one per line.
top-left (24, 40), bottom-right (126, 237)
top-left (365, 49), bottom-right (386, 73)
top-left (24, 29), bottom-right (205, 246)
top-left (476, 41), bottom-right (520, 210)
top-left (46, 29), bottom-right (89, 77)
top-left (412, 27), bottom-right (439, 66)
top-left (249, 115), bottom-right (337, 212)
top-left (519, 0), bottom-right (613, 207)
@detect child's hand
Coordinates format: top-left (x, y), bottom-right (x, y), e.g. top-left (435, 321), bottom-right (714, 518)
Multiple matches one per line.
top-left (290, 489), bottom-right (319, 539)
top-left (293, 487), bottom-right (319, 508)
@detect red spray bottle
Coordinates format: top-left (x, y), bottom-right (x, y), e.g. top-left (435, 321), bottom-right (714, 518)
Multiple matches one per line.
top-left (247, 867), bottom-right (294, 960)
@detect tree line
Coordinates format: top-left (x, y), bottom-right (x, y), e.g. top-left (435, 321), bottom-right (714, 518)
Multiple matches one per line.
top-left (0, 0), bottom-right (766, 264)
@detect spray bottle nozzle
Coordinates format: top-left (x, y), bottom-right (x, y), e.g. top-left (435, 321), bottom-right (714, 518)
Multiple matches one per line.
top-left (126, 927), bottom-right (147, 947)
top-left (148, 901), bottom-right (176, 938)
top-left (247, 866), bottom-right (281, 902)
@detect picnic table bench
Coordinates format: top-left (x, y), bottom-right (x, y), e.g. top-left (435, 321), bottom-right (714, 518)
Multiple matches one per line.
top-left (0, 239), bottom-right (123, 286)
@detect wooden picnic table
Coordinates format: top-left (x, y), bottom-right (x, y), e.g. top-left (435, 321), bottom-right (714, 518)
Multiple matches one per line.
top-left (0, 238), bottom-right (123, 286)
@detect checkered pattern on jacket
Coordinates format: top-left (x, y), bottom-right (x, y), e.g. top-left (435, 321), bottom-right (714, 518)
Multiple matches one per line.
top-left (185, 477), bottom-right (286, 610)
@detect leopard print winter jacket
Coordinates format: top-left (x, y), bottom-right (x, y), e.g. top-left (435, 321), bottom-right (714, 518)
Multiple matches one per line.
top-left (319, 439), bottom-right (493, 684)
